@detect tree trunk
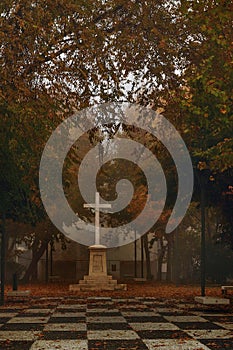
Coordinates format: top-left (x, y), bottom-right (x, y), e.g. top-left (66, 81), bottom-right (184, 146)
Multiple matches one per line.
top-left (143, 234), bottom-right (152, 280)
top-left (172, 228), bottom-right (179, 285)
top-left (21, 239), bottom-right (48, 283)
top-left (31, 244), bottom-right (38, 281)
top-left (157, 238), bottom-right (166, 281)
top-left (0, 213), bottom-right (6, 305)
top-left (157, 254), bottom-right (163, 281)
top-left (166, 237), bottom-right (172, 282)
top-left (45, 242), bottom-right (49, 283)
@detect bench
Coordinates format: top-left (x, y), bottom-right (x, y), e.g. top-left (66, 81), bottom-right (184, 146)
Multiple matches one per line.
top-left (123, 274), bottom-right (134, 279)
top-left (6, 290), bottom-right (31, 301)
top-left (7, 290), bottom-right (31, 297)
top-left (133, 278), bottom-right (147, 283)
top-left (221, 286), bottom-right (233, 295)
top-left (48, 275), bottom-right (60, 282)
top-left (195, 296), bottom-right (230, 305)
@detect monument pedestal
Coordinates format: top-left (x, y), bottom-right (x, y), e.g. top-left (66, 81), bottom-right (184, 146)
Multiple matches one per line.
top-left (69, 245), bottom-right (127, 291)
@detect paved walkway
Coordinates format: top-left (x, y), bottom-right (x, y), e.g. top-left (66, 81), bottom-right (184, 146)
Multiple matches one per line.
top-left (0, 297), bottom-right (232, 349)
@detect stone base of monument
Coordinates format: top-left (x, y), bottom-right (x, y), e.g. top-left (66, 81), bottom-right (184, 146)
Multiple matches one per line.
top-left (69, 245), bottom-right (127, 291)
top-left (69, 275), bottom-right (127, 291)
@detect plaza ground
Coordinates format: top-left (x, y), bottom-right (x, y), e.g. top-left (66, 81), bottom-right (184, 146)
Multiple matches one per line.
top-left (4, 281), bottom-right (230, 300)
top-left (0, 293), bottom-right (233, 350)
top-left (0, 282), bottom-right (232, 349)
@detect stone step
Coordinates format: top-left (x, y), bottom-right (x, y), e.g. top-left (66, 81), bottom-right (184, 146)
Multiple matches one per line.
top-left (79, 279), bottom-right (117, 285)
top-left (83, 275), bottom-right (113, 281)
top-left (69, 283), bottom-right (127, 292)
top-left (69, 284), bottom-right (115, 291)
top-left (82, 284), bottom-right (127, 291)
top-left (80, 285), bottom-right (116, 291)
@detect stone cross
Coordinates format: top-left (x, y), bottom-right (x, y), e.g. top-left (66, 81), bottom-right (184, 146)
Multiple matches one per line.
top-left (84, 192), bottom-right (111, 245)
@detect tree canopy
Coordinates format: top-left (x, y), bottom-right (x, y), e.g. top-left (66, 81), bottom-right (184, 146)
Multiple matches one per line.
top-left (0, 0), bottom-right (232, 263)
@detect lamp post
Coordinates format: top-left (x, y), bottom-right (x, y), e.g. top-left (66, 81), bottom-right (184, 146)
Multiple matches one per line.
top-left (200, 173), bottom-right (206, 297)
top-left (141, 236), bottom-right (144, 278)
top-left (0, 212), bottom-right (6, 305)
top-left (134, 230), bottom-right (137, 278)
top-left (197, 162), bottom-right (211, 297)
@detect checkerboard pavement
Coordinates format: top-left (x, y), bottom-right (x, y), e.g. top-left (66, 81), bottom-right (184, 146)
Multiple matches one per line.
top-left (0, 297), bottom-right (232, 349)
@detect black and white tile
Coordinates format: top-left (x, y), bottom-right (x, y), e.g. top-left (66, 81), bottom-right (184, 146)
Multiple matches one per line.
top-left (0, 297), bottom-right (232, 349)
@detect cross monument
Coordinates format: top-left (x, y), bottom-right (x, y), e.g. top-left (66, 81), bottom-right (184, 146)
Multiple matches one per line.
top-left (83, 192), bottom-right (111, 245)
top-left (69, 192), bottom-right (127, 291)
